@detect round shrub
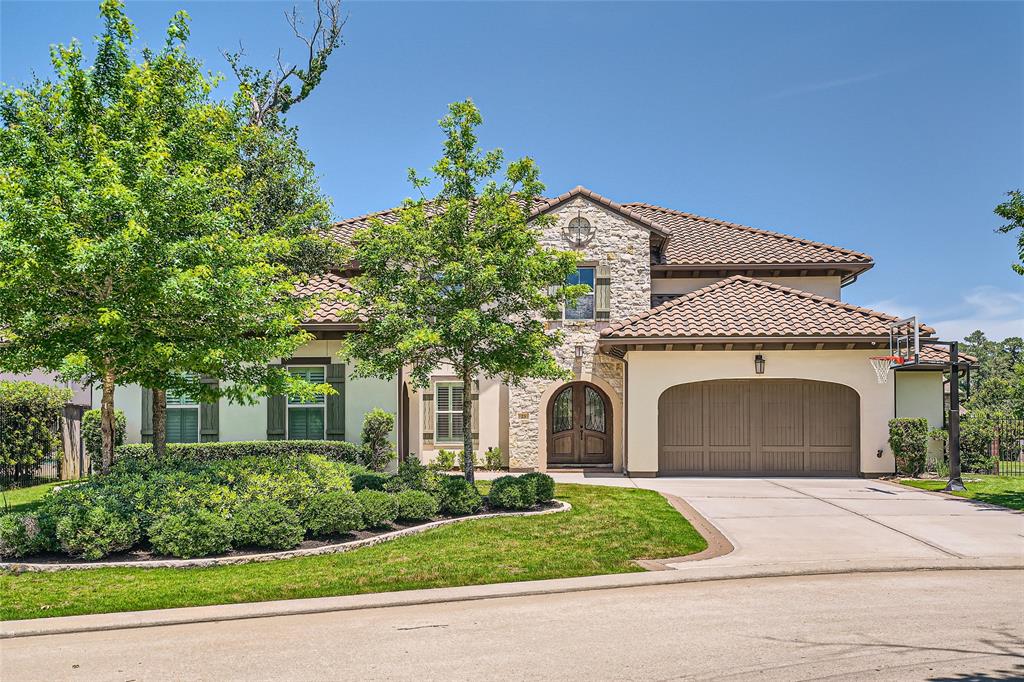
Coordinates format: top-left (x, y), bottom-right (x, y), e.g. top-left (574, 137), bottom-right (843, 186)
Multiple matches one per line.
top-left (395, 490), bottom-right (440, 522)
top-left (55, 503), bottom-right (140, 560)
top-left (148, 509), bottom-right (233, 559)
top-left (302, 490), bottom-right (364, 537)
top-left (232, 500), bottom-right (304, 550)
top-left (0, 513), bottom-right (41, 558)
top-left (435, 475), bottom-right (483, 516)
top-left (520, 472), bottom-right (555, 502)
top-left (352, 472), bottom-right (390, 492)
top-left (487, 475), bottom-right (535, 510)
top-left (355, 490), bottom-right (398, 528)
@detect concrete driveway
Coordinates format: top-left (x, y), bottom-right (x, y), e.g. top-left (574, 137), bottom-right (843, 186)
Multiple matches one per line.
top-left (544, 474), bottom-right (1024, 571)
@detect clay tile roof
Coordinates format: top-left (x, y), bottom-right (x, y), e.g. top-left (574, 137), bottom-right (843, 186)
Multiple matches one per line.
top-left (294, 272), bottom-right (365, 324)
top-left (915, 345), bottom-right (978, 366)
top-left (530, 186), bottom-right (670, 238)
top-left (324, 196), bottom-right (553, 244)
top-left (622, 203), bottom-right (873, 268)
top-left (602, 275), bottom-right (934, 340)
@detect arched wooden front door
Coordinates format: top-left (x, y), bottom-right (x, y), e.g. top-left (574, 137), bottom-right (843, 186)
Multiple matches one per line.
top-left (547, 382), bottom-right (612, 467)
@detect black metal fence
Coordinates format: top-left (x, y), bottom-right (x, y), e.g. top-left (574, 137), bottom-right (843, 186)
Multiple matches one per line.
top-left (991, 419), bottom-right (1024, 477)
top-left (0, 404), bottom-right (86, 488)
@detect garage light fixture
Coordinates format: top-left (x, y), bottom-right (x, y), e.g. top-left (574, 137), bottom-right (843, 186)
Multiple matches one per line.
top-left (754, 354), bottom-right (765, 374)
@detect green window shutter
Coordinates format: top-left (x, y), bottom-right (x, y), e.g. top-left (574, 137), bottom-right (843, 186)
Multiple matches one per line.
top-left (200, 376), bottom-right (219, 443)
top-left (471, 386), bottom-right (480, 446)
top-left (325, 364), bottom-right (346, 441)
top-left (141, 388), bottom-right (153, 444)
top-left (288, 407), bottom-right (325, 440)
top-left (267, 363), bottom-right (286, 441)
top-left (167, 408), bottom-right (199, 443)
top-left (595, 263), bottom-right (612, 321)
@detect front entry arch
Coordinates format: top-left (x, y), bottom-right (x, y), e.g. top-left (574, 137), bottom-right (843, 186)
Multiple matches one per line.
top-left (547, 382), bottom-right (612, 467)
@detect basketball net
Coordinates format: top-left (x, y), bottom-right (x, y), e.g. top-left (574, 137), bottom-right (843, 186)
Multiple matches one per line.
top-left (869, 356), bottom-right (904, 384)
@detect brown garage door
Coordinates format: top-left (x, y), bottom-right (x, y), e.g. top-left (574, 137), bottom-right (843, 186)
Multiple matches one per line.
top-left (658, 380), bottom-right (859, 476)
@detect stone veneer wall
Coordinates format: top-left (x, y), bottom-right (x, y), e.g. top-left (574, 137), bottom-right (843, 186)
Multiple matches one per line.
top-left (507, 196), bottom-right (652, 470)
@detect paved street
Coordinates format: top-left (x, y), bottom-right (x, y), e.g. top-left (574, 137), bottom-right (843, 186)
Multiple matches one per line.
top-left (3, 570), bottom-right (1022, 681)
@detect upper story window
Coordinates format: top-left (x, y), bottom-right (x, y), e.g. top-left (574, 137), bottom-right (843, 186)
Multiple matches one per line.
top-left (287, 366), bottom-right (326, 440)
top-left (166, 379), bottom-right (200, 444)
top-left (564, 267), bottom-right (595, 320)
top-left (564, 216), bottom-right (595, 247)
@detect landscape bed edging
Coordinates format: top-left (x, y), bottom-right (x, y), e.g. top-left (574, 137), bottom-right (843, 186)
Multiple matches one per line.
top-left (1, 500), bottom-right (571, 573)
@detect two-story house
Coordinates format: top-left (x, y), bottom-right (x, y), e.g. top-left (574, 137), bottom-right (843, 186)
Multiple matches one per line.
top-left (104, 185), bottom-right (946, 477)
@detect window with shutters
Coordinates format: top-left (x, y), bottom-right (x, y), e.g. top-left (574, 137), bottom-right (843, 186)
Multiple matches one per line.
top-left (287, 366), bottom-right (326, 440)
top-left (166, 381), bottom-right (200, 444)
top-left (435, 382), bottom-right (465, 444)
top-left (564, 267), bottom-right (595, 320)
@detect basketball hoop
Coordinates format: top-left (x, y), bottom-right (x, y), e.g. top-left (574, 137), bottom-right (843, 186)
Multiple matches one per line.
top-left (869, 355), bottom-right (904, 384)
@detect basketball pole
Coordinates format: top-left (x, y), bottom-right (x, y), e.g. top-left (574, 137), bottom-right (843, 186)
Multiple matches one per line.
top-left (944, 341), bottom-right (966, 492)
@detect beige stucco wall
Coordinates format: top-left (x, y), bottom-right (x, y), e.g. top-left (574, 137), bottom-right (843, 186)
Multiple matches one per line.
top-left (895, 370), bottom-right (945, 460)
top-left (624, 349), bottom-right (898, 475)
top-left (652, 275), bottom-right (842, 300)
top-left (409, 371), bottom-right (505, 464)
top-left (99, 339), bottom-right (398, 446)
top-left (506, 195), bottom-right (650, 471)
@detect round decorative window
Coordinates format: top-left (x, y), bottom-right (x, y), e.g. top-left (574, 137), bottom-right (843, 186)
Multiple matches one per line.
top-left (564, 216), bottom-right (595, 246)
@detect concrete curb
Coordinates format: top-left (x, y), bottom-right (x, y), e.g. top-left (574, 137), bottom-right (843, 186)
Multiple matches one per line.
top-left (633, 493), bottom-right (734, 570)
top-left (3, 558), bottom-right (1020, 639)
top-left (1, 501), bottom-right (572, 573)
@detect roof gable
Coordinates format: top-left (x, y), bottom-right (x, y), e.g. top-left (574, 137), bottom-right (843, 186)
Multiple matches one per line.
top-left (530, 186), bottom-right (670, 238)
top-left (602, 275), bottom-right (932, 340)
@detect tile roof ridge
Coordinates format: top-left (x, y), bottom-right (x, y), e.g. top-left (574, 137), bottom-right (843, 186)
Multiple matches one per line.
top-left (533, 186), bottom-right (670, 237)
top-left (621, 202), bottom-right (873, 262)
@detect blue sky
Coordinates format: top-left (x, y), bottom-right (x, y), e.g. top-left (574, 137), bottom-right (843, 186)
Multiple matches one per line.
top-left (2, 1), bottom-right (1022, 340)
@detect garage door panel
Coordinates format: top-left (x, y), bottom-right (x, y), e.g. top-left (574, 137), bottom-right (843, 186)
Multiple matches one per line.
top-left (659, 379), bottom-right (858, 477)
top-left (707, 382), bottom-right (749, 447)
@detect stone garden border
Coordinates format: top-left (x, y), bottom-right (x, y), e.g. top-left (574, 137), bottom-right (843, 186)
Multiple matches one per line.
top-left (1, 500), bottom-right (571, 573)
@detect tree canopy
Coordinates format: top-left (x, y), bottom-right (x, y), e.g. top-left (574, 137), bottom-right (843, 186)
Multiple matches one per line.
top-left (994, 190), bottom-right (1024, 276)
top-left (343, 100), bottom-right (584, 481)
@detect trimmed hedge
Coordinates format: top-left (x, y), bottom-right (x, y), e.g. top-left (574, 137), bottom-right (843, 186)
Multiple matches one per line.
top-left (435, 475), bottom-right (483, 516)
top-left (148, 509), bottom-right (233, 559)
top-left (302, 491), bottom-right (364, 537)
top-left (351, 472), bottom-right (390, 492)
top-left (115, 440), bottom-right (366, 464)
top-left (232, 500), bottom-right (305, 550)
top-left (488, 475), bottom-right (536, 510)
top-left (0, 513), bottom-right (42, 558)
top-left (356, 490), bottom-right (398, 528)
top-left (395, 490), bottom-right (439, 522)
top-left (520, 472), bottom-right (556, 502)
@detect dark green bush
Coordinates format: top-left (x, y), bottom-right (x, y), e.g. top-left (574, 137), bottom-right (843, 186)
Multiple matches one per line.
top-left (360, 409), bottom-right (396, 471)
top-left (0, 512), bottom-right (42, 558)
top-left (889, 418), bottom-right (929, 476)
top-left (435, 475), bottom-right (483, 516)
top-left (488, 475), bottom-right (536, 510)
top-left (520, 472), bottom-right (555, 502)
top-left (302, 490), bottom-right (364, 537)
top-left (55, 499), bottom-right (140, 560)
top-left (352, 472), bottom-right (390, 492)
top-left (0, 380), bottom-right (70, 475)
top-left (115, 440), bottom-right (365, 465)
top-left (82, 408), bottom-right (126, 462)
top-left (355, 490), bottom-right (398, 528)
top-left (395, 490), bottom-right (439, 522)
top-left (384, 458), bottom-right (437, 493)
top-left (232, 500), bottom-right (304, 550)
top-left (148, 509), bottom-right (233, 559)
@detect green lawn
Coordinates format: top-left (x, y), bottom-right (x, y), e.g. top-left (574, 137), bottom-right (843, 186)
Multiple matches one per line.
top-left (1, 481), bottom-right (63, 513)
top-left (898, 475), bottom-right (1024, 511)
top-left (0, 483), bottom-right (706, 621)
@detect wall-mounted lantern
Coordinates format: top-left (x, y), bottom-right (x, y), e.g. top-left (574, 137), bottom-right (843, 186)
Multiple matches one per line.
top-left (754, 354), bottom-right (766, 375)
top-left (575, 344), bottom-right (586, 360)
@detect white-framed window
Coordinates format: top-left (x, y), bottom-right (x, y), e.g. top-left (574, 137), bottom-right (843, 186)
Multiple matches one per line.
top-left (287, 366), bottom-right (326, 440)
top-left (166, 383), bottom-right (200, 444)
top-left (435, 382), bottom-right (465, 444)
top-left (564, 266), bottom-right (595, 321)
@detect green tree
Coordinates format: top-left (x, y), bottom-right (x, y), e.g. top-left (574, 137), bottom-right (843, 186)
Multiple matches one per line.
top-left (994, 189), bottom-right (1024, 275)
top-left (343, 100), bottom-right (584, 483)
top-left (962, 330), bottom-right (1024, 418)
top-left (0, 1), bottom-right (337, 469)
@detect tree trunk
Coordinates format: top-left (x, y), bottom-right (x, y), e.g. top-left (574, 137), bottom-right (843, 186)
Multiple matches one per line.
top-left (100, 367), bottom-right (116, 474)
top-left (462, 369), bottom-right (475, 484)
top-left (152, 388), bottom-right (167, 459)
